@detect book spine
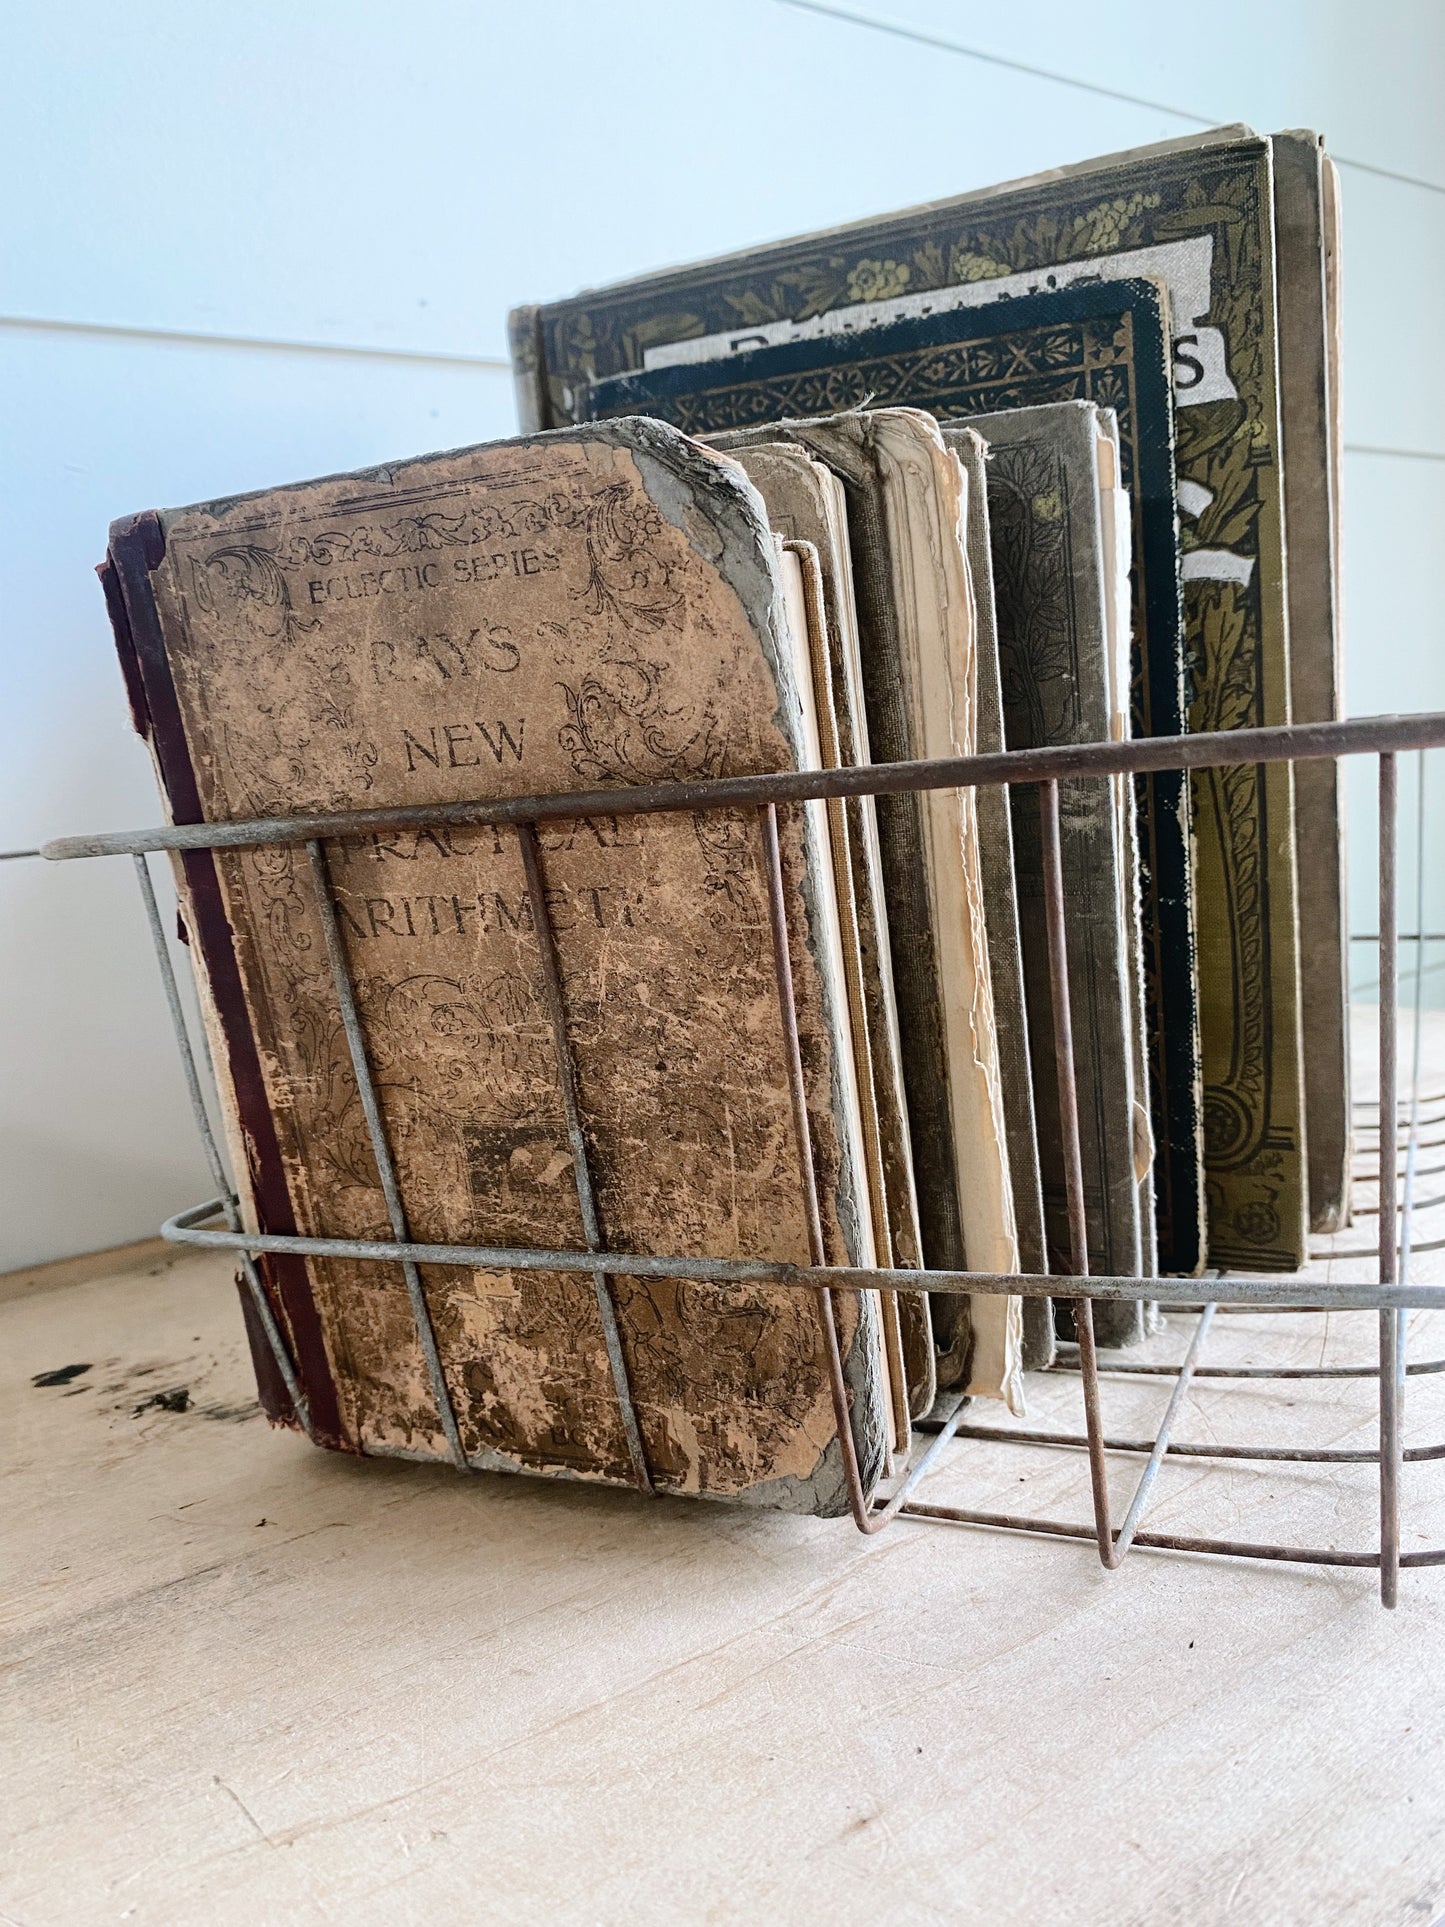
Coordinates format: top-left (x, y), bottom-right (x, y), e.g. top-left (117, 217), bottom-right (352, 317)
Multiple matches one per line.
top-left (507, 305), bottom-right (551, 433)
top-left (101, 519), bottom-right (347, 1449)
top-left (1271, 132), bottom-right (1350, 1233)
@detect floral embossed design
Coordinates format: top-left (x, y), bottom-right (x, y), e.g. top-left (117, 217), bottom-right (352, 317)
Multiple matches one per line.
top-left (386, 512), bottom-right (472, 553)
top-left (986, 443), bottom-right (1078, 748)
top-left (846, 257), bottom-right (911, 302)
top-left (557, 648), bottom-right (723, 787)
top-left (379, 972), bottom-right (556, 1126)
top-left (1232, 1199), bottom-right (1280, 1246)
top-left (189, 545), bottom-right (317, 649)
top-left (1190, 580), bottom-right (1269, 1170)
top-left (719, 264), bottom-right (853, 330)
top-left (692, 807), bottom-right (767, 930)
top-left (189, 537), bottom-right (382, 817)
top-left (949, 245), bottom-right (1015, 283)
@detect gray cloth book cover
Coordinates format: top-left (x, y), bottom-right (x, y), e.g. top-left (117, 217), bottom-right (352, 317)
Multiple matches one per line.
top-left (958, 403), bottom-right (1154, 1337)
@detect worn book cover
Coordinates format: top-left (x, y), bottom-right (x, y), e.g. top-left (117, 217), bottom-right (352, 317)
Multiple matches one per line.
top-left (775, 532), bottom-right (912, 1449)
top-left (729, 444), bottom-right (936, 1417)
top-left (956, 403), bottom-right (1152, 1333)
top-left (711, 411), bottom-right (1023, 1404)
top-left (522, 123), bottom-right (1311, 1270)
top-left (579, 276), bottom-right (1203, 1279)
top-left (101, 417), bottom-right (890, 1512)
top-left (949, 428), bottom-right (1052, 1367)
top-left (1272, 129), bottom-right (1350, 1231)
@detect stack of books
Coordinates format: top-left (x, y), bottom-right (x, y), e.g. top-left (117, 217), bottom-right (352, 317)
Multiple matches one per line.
top-left (102, 125), bottom-right (1347, 1517)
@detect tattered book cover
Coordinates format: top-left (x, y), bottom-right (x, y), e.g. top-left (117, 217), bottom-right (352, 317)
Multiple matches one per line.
top-left (103, 419), bottom-right (888, 1511)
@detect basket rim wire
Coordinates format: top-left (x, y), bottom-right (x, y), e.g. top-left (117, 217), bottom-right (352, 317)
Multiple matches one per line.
top-left (39, 709), bottom-right (1445, 1605)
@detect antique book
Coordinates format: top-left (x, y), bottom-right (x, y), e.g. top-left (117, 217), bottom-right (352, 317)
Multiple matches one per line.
top-left (1272, 130), bottom-right (1350, 1231)
top-left (956, 403), bottom-right (1154, 1338)
top-left (949, 427), bottom-right (1052, 1368)
top-left (710, 410), bottom-right (1023, 1405)
top-left (774, 538), bottom-right (906, 1455)
top-left (728, 444), bottom-right (936, 1417)
top-left (519, 122), bottom-right (1314, 1271)
top-left (1098, 428), bottom-right (1162, 1292)
top-left (775, 533), bottom-right (910, 1451)
top-left (574, 275), bottom-right (1204, 1279)
top-left (101, 417), bottom-right (892, 1512)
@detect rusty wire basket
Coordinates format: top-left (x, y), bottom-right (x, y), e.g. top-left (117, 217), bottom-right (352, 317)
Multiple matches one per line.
top-left (36, 711), bottom-right (1445, 1607)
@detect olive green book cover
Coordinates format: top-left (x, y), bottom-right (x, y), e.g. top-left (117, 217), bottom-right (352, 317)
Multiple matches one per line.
top-left (520, 124), bottom-right (1311, 1269)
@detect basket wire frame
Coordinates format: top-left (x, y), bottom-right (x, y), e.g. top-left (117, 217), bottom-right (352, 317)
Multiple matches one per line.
top-left (42, 712), bottom-right (1445, 1607)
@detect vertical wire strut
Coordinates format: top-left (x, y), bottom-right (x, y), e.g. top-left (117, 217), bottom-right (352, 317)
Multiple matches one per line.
top-left (515, 822), bottom-right (652, 1493)
top-left (1378, 754), bottom-right (1402, 1606)
top-left (1109, 1302), bottom-right (1216, 1560)
top-left (1402, 751), bottom-right (1430, 1279)
top-left (759, 802), bottom-right (876, 1533)
top-left (305, 839), bottom-right (468, 1470)
top-left (1040, 777), bottom-right (1116, 1567)
top-left (1392, 750), bottom-right (1431, 1557)
top-left (133, 853), bottom-right (313, 1436)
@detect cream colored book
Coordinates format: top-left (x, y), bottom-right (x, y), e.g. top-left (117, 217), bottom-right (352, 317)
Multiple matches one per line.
top-left (776, 535), bottom-right (909, 1454)
top-left (1097, 422), bottom-right (1160, 1297)
top-left (725, 441), bottom-right (934, 1419)
top-left (715, 410), bottom-right (1022, 1409)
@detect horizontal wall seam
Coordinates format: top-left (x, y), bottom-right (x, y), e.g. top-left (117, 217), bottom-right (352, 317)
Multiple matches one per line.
top-left (0, 312), bottom-right (511, 371)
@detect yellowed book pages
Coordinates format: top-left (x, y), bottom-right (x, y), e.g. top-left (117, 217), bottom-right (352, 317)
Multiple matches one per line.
top-left (714, 411), bottom-right (1022, 1407)
top-left (776, 537), bottom-right (907, 1454)
top-left (867, 411), bottom-right (1021, 1407)
top-left (728, 441), bottom-right (934, 1419)
top-left (1096, 423), bottom-right (1158, 1291)
top-left (945, 425), bottom-right (1052, 1366)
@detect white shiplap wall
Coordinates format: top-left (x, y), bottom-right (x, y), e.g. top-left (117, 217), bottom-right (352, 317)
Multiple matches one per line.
top-left (2, 0), bottom-right (1441, 1269)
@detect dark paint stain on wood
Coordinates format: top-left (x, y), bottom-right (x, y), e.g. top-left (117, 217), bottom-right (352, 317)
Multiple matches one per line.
top-left (31, 1363), bottom-right (92, 1387)
top-left (133, 1387), bottom-right (191, 1416)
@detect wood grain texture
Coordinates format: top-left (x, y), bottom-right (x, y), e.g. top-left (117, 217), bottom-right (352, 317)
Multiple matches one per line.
top-left (4, 1011), bottom-right (1442, 1925)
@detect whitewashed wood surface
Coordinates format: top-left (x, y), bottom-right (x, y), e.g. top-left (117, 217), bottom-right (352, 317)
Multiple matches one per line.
top-left (3, 1013), bottom-right (1443, 1926)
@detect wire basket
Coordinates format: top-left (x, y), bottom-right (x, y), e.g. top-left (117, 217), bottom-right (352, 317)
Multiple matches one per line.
top-left (36, 710), bottom-right (1445, 1606)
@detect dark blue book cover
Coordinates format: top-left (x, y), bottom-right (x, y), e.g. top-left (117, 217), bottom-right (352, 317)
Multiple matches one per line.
top-left (581, 279), bottom-right (1205, 1278)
